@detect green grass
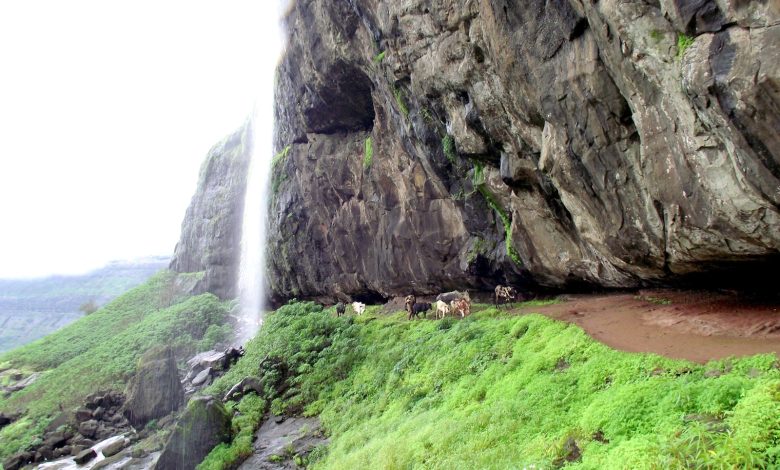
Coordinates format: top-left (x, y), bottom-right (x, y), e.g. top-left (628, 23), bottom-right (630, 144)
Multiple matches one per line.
top-left (392, 86), bottom-right (409, 118)
top-left (372, 51), bottom-right (386, 63)
top-left (271, 145), bottom-right (291, 195)
top-left (0, 272), bottom-right (231, 461)
top-left (677, 33), bottom-right (695, 59)
top-left (477, 185), bottom-right (523, 266)
top-left (442, 135), bottom-right (456, 163)
top-left (197, 301), bottom-right (780, 469)
top-left (363, 137), bottom-right (373, 170)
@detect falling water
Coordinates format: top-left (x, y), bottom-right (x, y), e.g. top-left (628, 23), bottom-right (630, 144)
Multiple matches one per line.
top-left (235, 2), bottom-right (286, 344)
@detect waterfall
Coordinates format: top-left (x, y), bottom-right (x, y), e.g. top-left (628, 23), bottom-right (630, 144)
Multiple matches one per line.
top-left (235, 2), bottom-right (286, 345)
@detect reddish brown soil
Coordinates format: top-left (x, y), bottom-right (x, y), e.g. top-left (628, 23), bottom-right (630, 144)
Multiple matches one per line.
top-left (514, 290), bottom-right (780, 363)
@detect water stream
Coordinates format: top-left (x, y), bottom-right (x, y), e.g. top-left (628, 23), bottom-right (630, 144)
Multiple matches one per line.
top-left (235, 2), bottom-right (285, 345)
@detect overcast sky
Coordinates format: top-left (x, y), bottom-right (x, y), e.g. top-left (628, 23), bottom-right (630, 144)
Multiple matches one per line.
top-left (0, 1), bottom-right (283, 278)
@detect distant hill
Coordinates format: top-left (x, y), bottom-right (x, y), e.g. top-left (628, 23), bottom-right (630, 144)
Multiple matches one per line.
top-left (0, 256), bottom-right (169, 352)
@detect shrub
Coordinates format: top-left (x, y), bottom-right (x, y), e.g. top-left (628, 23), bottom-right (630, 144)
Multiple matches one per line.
top-left (677, 33), bottom-right (695, 59)
top-left (363, 137), bottom-right (373, 170)
top-left (442, 135), bottom-right (456, 163)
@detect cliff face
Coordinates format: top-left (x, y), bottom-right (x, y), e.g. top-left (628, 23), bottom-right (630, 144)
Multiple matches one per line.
top-left (266, 0), bottom-right (779, 301)
top-left (170, 120), bottom-right (252, 299)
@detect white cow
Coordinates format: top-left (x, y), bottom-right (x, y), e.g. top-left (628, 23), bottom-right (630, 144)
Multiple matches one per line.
top-left (352, 302), bottom-right (366, 315)
top-left (435, 300), bottom-right (450, 319)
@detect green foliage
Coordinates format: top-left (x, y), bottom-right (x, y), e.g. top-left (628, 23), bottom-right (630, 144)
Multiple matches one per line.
top-left (677, 33), bottom-right (695, 59)
top-left (197, 394), bottom-right (267, 470)
top-left (0, 273), bottom-right (231, 460)
top-left (477, 185), bottom-right (523, 266)
top-left (442, 135), bottom-right (456, 163)
top-left (363, 137), bottom-right (373, 170)
top-left (372, 51), bottom-right (386, 63)
top-left (392, 86), bottom-right (409, 118)
top-left (466, 237), bottom-right (488, 264)
top-left (472, 161), bottom-right (486, 186)
top-left (197, 302), bottom-right (779, 469)
top-left (649, 29), bottom-right (663, 43)
top-left (271, 145), bottom-right (291, 195)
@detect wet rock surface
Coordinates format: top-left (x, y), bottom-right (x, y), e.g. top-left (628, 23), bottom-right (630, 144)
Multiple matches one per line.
top-left (123, 347), bottom-right (184, 428)
top-left (169, 119), bottom-right (253, 299)
top-left (237, 415), bottom-right (327, 470)
top-left (154, 396), bottom-right (232, 470)
top-left (174, 0), bottom-right (780, 302)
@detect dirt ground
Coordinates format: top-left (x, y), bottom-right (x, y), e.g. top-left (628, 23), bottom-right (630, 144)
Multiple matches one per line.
top-left (513, 290), bottom-right (780, 363)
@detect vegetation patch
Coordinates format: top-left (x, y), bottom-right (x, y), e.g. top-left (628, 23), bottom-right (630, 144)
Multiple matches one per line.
top-left (363, 137), bottom-right (373, 170)
top-left (271, 145), bottom-right (292, 195)
top-left (372, 51), bottom-right (386, 63)
top-left (0, 272), bottom-right (231, 460)
top-left (676, 33), bottom-right (695, 59)
top-left (442, 134), bottom-right (456, 163)
top-left (392, 86), bottom-right (409, 118)
top-left (199, 301), bottom-right (780, 469)
top-left (477, 184), bottom-right (523, 266)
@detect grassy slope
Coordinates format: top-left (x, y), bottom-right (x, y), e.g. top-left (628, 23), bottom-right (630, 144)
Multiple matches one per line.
top-left (204, 301), bottom-right (780, 469)
top-left (0, 271), bottom-right (232, 461)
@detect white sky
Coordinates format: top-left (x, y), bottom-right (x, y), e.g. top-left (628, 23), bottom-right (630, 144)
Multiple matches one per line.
top-left (0, 1), bottom-right (283, 278)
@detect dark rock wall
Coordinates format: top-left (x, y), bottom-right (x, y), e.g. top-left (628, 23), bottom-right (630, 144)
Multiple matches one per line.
top-left (265, 0), bottom-right (779, 301)
top-left (170, 119), bottom-right (252, 299)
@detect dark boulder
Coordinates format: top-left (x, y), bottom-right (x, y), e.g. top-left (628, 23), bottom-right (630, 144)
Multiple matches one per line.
top-left (154, 396), bottom-right (232, 470)
top-left (74, 448), bottom-right (97, 464)
top-left (2, 451), bottom-right (33, 470)
top-left (78, 419), bottom-right (99, 438)
top-left (123, 347), bottom-right (184, 428)
top-left (75, 407), bottom-right (94, 422)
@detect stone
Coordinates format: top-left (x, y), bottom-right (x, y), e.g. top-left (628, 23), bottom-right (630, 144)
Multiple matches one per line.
top-left (79, 419), bottom-right (99, 438)
top-left (223, 376), bottom-right (263, 402)
top-left (123, 347), bottom-right (184, 428)
top-left (93, 406), bottom-right (106, 420)
top-left (154, 396), bottom-right (232, 470)
top-left (172, 0), bottom-right (780, 300)
top-left (2, 451), bottom-right (33, 470)
top-left (74, 448), bottom-right (97, 464)
top-left (75, 407), bottom-right (94, 423)
top-left (102, 437), bottom-right (128, 457)
top-left (191, 367), bottom-right (212, 386)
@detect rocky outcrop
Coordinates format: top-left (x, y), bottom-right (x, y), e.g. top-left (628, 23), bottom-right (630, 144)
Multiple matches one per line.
top-left (263, 0), bottom-right (779, 301)
top-left (154, 396), bottom-right (232, 470)
top-left (173, 0), bottom-right (779, 302)
top-left (123, 347), bottom-right (184, 428)
top-left (170, 119), bottom-right (253, 299)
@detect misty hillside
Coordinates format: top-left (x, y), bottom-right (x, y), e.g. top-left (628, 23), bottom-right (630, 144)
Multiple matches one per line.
top-left (0, 256), bottom-right (169, 352)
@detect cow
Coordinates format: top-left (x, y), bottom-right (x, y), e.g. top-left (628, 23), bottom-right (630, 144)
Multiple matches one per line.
top-left (450, 298), bottom-right (471, 318)
top-left (404, 295), bottom-right (416, 317)
top-left (494, 285), bottom-right (517, 307)
top-left (409, 302), bottom-right (432, 320)
top-left (436, 290), bottom-right (470, 304)
top-left (335, 302), bottom-right (346, 317)
top-left (435, 300), bottom-right (450, 319)
top-left (352, 302), bottom-right (366, 315)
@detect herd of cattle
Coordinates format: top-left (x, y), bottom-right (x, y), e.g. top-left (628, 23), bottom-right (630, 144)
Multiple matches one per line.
top-left (334, 285), bottom-right (518, 320)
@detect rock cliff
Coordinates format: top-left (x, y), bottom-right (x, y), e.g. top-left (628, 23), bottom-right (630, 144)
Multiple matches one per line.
top-left (265, 0), bottom-right (779, 302)
top-left (176, 0), bottom-right (780, 302)
top-left (171, 120), bottom-right (252, 299)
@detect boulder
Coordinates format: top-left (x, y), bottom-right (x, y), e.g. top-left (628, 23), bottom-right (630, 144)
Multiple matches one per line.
top-left (191, 368), bottom-right (212, 386)
top-left (79, 419), bottom-right (99, 438)
top-left (74, 448), bottom-right (97, 464)
top-left (154, 396), bottom-right (232, 470)
top-left (102, 437), bottom-right (128, 457)
top-left (2, 451), bottom-right (33, 470)
top-left (75, 407), bottom-right (94, 422)
top-left (123, 347), bottom-right (184, 428)
top-left (223, 376), bottom-right (263, 402)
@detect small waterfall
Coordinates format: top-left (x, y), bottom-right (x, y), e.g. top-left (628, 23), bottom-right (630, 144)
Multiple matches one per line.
top-left (236, 2), bottom-right (286, 344)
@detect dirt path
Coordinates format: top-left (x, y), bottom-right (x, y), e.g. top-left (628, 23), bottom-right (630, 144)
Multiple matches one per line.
top-left (513, 290), bottom-right (780, 363)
